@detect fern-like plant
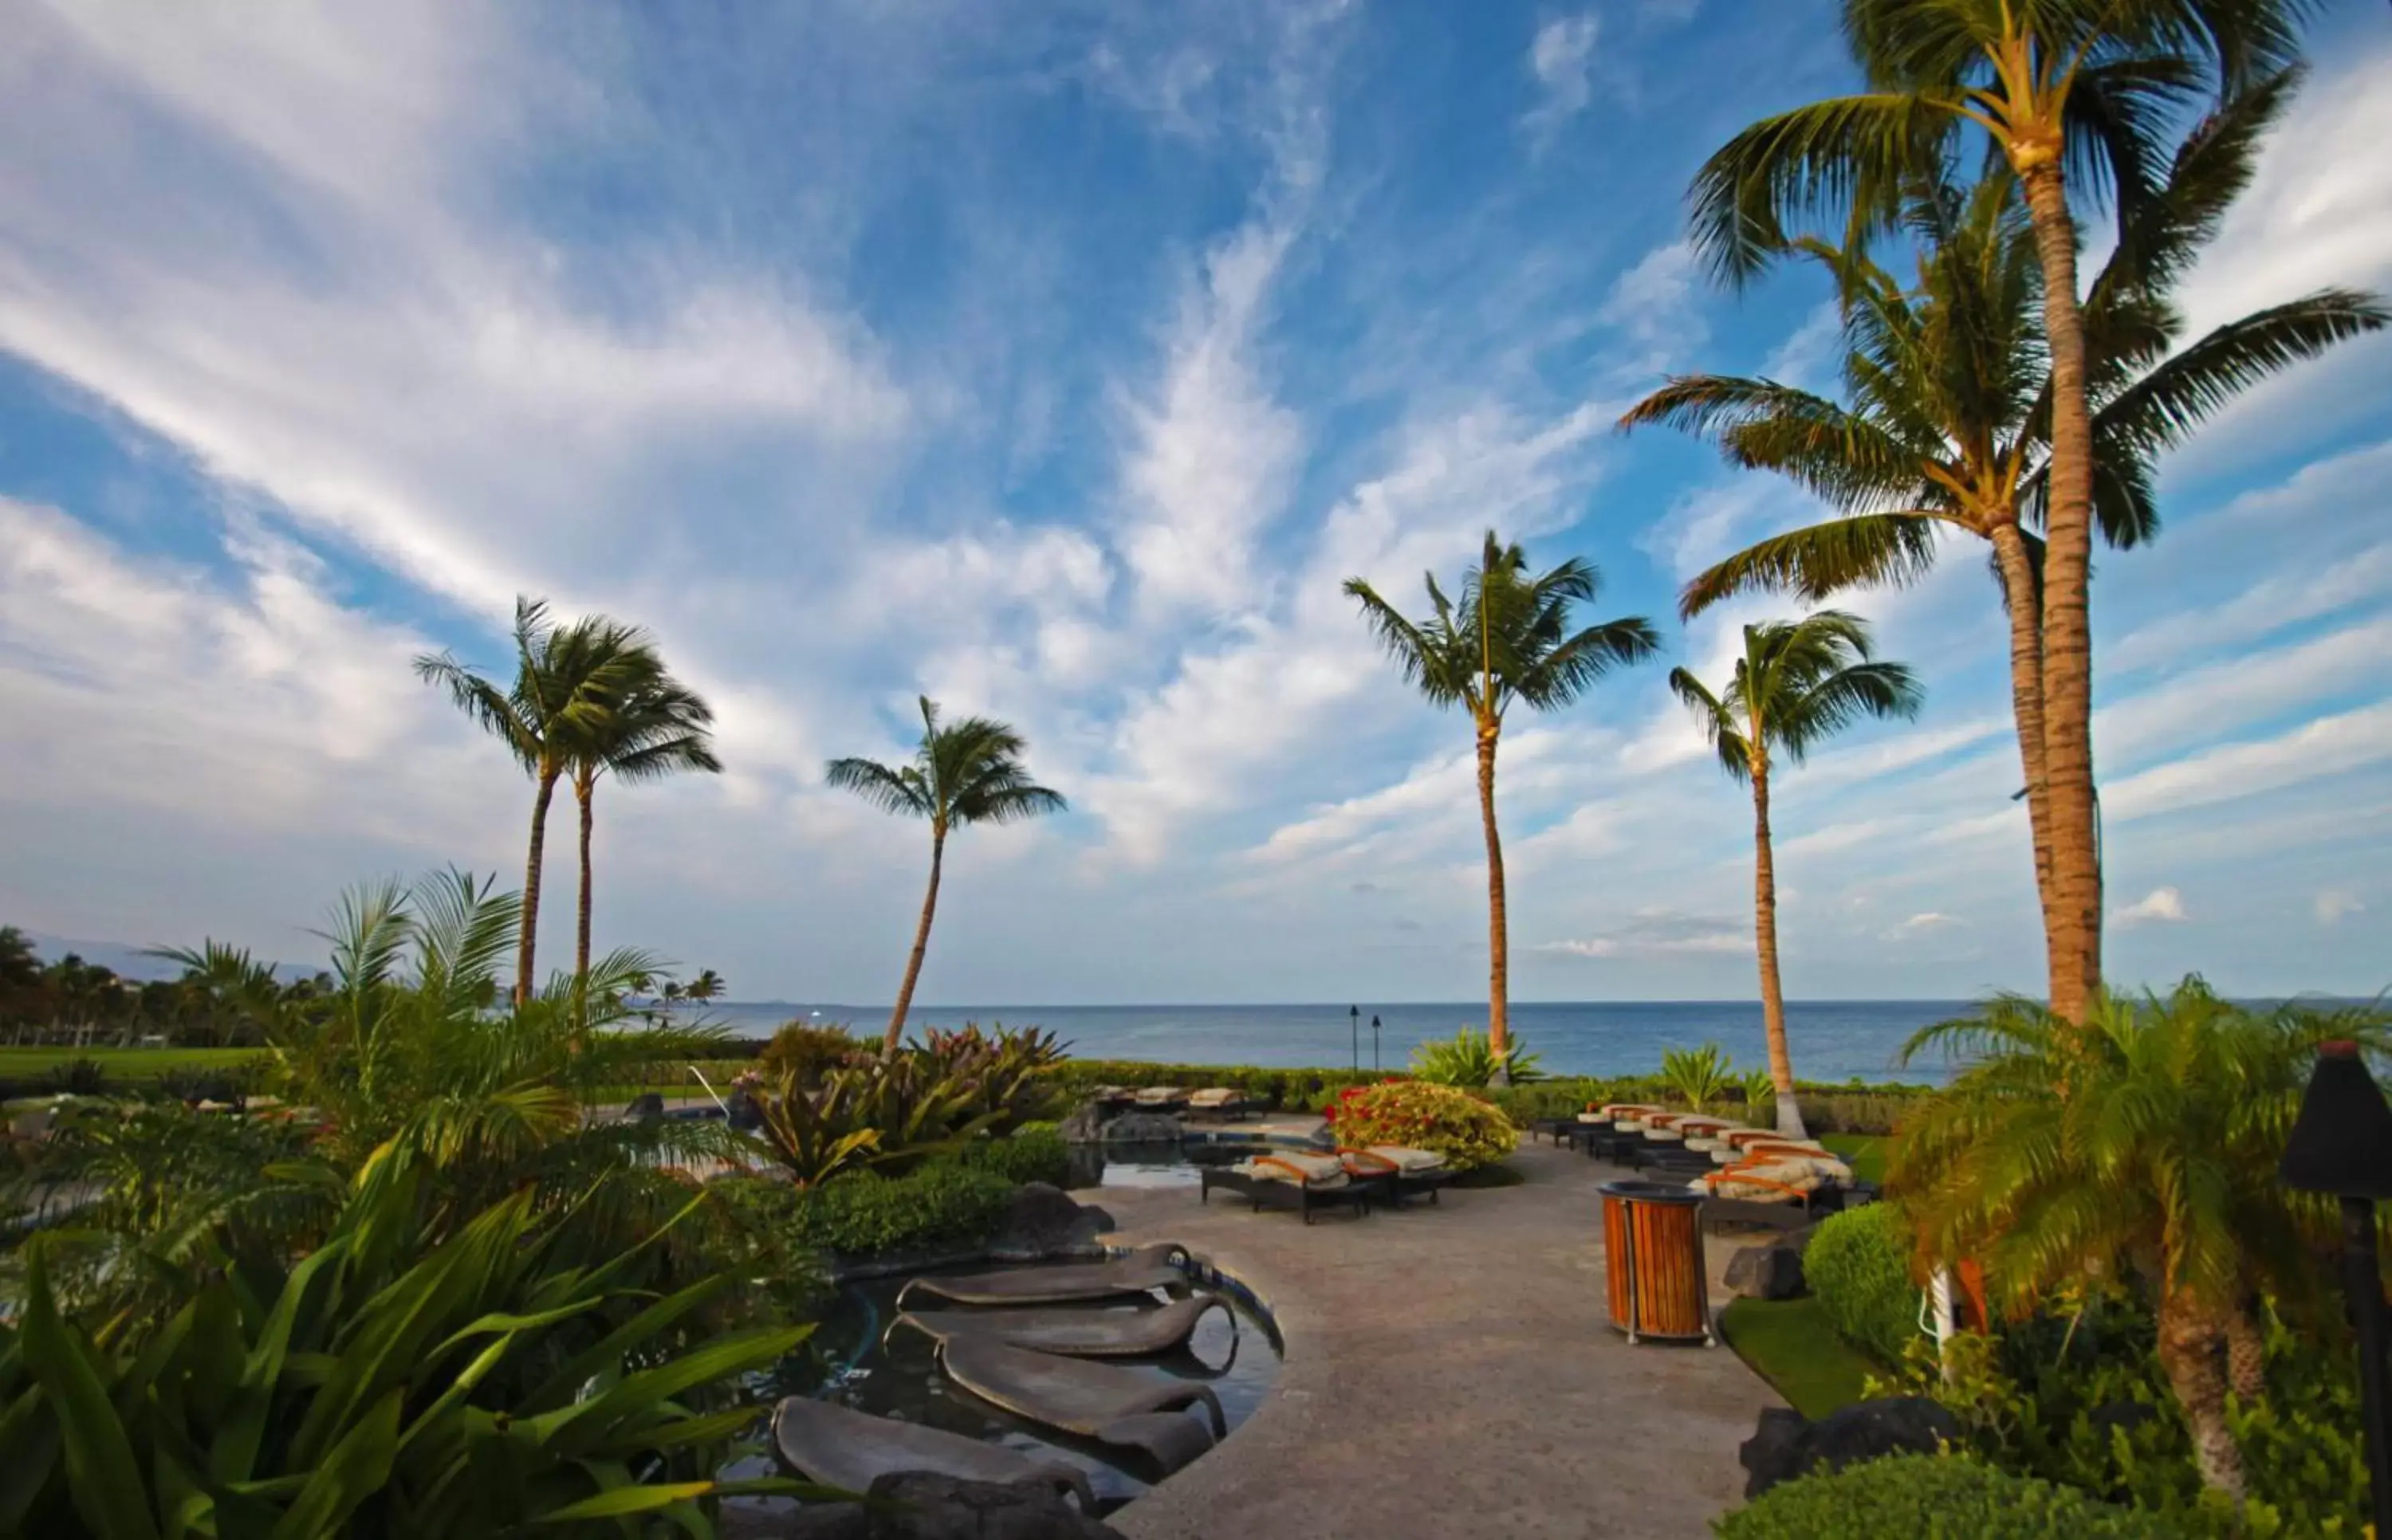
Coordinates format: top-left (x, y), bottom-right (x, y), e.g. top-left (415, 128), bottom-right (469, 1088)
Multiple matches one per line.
top-left (1660, 1041), bottom-right (1735, 1114)
top-left (1410, 1026), bottom-right (1545, 1086)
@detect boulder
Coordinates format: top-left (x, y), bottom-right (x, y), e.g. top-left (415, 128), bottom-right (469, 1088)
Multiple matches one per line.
top-left (720, 1503), bottom-right (867, 1539)
top-left (867, 1473), bottom-right (1123, 1540)
top-left (1059, 1101), bottom-right (1107, 1146)
top-left (727, 1090), bottom-right (766, 1132)
top-left (1100, 1111), bottom-right (1182, 1145)
top-left (987, 1182), bottom-right (1115, 1260)
top-left (1739, 1397), bottom-right (1961, 1499)
top-left (1724, 1239), bottom-right (1807, 1300)
top-left (624, 1091), bottom-right (666, 1120)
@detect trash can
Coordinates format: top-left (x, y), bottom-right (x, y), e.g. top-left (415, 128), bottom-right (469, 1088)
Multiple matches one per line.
top-left (1599, 1179), bottom-right (1714, 1346)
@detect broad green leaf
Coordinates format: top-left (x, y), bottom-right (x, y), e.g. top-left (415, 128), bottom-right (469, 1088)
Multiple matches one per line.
top-left (18, 1251), bottom-right (161, 1540)
top-left (522, 1275), bottom-right (734, 1412)
top-left (528, 1479), bottom-right (717, 1523)
top-left (269, 1386), bottom-right (401, 1540)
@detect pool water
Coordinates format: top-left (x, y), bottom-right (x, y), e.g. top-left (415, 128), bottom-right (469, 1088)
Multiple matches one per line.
top-left (753, 1262), bottom-right (1285, 1508)
top-left (1064, 1137), bottom-right (1277, 1191)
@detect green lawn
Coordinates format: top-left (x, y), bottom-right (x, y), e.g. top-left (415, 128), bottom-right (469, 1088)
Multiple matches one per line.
top-left (1719, 1295), bottom-right (1877, 1417)
top-left (1820, 1132), bottom-right (1887, 1186)
top-left (0, 1046), bottom-right (268, 1082)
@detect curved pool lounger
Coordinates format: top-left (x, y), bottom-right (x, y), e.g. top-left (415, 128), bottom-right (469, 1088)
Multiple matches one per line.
top-left (937, 1336), bottom-right (1227, 1474)
top-left (894, 1243), bottom-right (1191, 1310)
top-left (893, 1293), bottom-right (1233, 1358)
top-left (769, 1397), bottom-right (1096, 1511)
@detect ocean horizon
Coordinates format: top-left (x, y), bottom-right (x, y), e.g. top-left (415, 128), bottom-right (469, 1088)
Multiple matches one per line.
top-left (647, 998), bottom-right (1988, 1085)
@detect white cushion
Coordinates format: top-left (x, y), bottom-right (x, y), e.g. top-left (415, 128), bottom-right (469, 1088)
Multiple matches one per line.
top-left (1238, 1151), bottom-right (1349, 1188)
top-left (1365, 1145), bottom-right (1446, 1174)
top-left (1187, 1087), bottom-right (1240, 1107)
top-left (1702, 1161), bottom-right (1825, 1201)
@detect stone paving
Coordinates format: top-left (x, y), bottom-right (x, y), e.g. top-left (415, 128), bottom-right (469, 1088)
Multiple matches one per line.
top-left (1100, 1138), bottom-right (1778, 1540)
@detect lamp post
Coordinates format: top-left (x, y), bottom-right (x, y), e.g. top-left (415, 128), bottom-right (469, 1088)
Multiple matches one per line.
top-left (2279, 1039), bottom-right (2392, 1540)
top-left (1349, 1005), bottom-right (1359, 1073)
top-left (1372, 1014), bottom-right (1383, 1073)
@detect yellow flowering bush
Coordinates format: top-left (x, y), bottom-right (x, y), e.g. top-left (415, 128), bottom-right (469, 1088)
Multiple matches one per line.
top-left (1324, 1079), bottom-right (1518, 1171)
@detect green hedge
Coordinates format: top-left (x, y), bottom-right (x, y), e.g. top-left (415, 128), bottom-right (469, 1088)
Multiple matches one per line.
top-left (1041, 1059), bottom-right (1391, 1112)
top-left (792, 1165), bottom-right (1017, 1259)
top-left (1481, 1076), bottom-right (1930, 1136)
top-left (945, 1128), bottom-right (1071, 1188)
top-left (1804, 1204), bottom-right (1922, 1366)
top-left (1717, 1455), bottom-right (2180, 1538)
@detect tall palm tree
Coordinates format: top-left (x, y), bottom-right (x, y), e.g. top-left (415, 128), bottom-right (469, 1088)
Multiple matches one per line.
top-left (1682, 0), bottom-right (2314, 1020)
top-left (1345, 532), bottom-right (1659, 1067)
top-left (565, 667), bottom-right (721, 989)
top-left (1635, 74), bottom-right (2380, 1013)
top-left (1891, 980), bottom-right (2389, 1497)
top-left (415, 599), bottom-right (659, 1006)
top-left (682, 969), bottom-right (724, 1005)
top-left (826, 698), bottom-right (1067, 1053)
top-left (1670, 612), bottom-right (1922, 1137)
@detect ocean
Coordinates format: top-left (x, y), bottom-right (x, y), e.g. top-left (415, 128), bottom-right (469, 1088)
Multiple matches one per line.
top-left (663, 1000), bottom-right (1980, 1086)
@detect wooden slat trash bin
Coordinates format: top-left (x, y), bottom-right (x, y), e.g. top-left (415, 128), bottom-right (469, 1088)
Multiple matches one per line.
top-left (1599, 1179), bottom-right (1714, 1346)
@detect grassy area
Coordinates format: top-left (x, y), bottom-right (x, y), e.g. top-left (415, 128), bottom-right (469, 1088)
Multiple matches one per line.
top-left (1719, 1295), bottom-right (1878, 1417)
top-left (0, 1046), bottom-right (268, 1082)
top-left (1820, 1132), bottom-right (1887, 1186)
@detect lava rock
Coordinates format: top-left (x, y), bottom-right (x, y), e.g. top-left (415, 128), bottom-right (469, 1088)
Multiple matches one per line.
top-left (1724, 1240), bottom-right (1808, 1300)
top-left (866, 1473), bottom-right (1123, 1539)
top-left (1059, 1101), bottom-right (1107, 1145)
top-left (727, 1090), bottom-right (766, 1132)
top-left (720, 1503), bottom-right (867, 1539)
top-left (624, 1091), bottom-right (665, 1120)
top-left (1100, 1111), bottom-right (1182, 1145)
top-left (988, 1182), bottom-right (1115, 1260)
top-left (1739, 1397), bottom-right (1961, 1499)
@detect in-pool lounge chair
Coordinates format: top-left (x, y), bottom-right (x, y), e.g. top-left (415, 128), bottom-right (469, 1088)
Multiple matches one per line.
top-left (1198, 1149), bottom-right (1370, 1223)
top-left (1186, 1086), bottom-right (1269, 1122)
top-left (1694, 1149), bottom-right (1860, 1232)
top-left (1337, 1145), bottom-right (1455, 1208)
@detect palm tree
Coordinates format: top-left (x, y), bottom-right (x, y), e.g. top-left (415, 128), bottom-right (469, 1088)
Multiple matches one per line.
top-left (682, 969), bottom-right (725, 1005)
top-left (826, 698), bottom-right (1067, 1053)
top-left (415, 599), bottom-right (661, 1006)
top-left (1670, 612), bottom-right (1921, 1138)
top-left (1682, 0), bottom-right (2314, 1020)
top-left (565, 666), bottom-right (721, 990)
top-left (1891, 980), bottom-right (2390, 1497)
top-left (1635, 76), bottom-right (2381, 1016)
top-left (1345, 532), bottom-right (1659, 1067)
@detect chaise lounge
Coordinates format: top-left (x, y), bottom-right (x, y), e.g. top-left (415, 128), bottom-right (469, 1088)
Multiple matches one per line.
top-left (1199, 1149), bottom-right (1371, 1223)
top-left (1337, 1145), bottom-right (1457, 1208)
top-left (1694, 1149), bottom-right (1868, 1232)
top-left (1185, 1086), bottom-right (1269, 1122)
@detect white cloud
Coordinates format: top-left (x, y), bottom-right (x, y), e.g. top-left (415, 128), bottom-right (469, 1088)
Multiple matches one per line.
top-left (1521, 14), bottom-right (1599, 143)
top-left (1885, 911), bottom-right (1963, 941)
top-left (2106, 698), bottom-right (2392, 824)
top-left (1538, 909), bottom-right (1750, 958)
top-left (2317, 890), bottom-right (2366, 925)
top-left (2114, 887), bottom-right (2189, 926)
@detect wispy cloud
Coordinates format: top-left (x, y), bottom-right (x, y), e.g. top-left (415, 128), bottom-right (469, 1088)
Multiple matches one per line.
top-left (1538, 909), bottom-right (1751, 958)
top-left (1521, 14), bottom-right (1600, 146)
top-left (2114, 887), bottom-right (2189, 927)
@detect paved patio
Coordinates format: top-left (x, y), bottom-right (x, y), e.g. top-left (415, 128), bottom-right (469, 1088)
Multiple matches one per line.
top-left (1100, 1138), bottom-right (1778, 1540)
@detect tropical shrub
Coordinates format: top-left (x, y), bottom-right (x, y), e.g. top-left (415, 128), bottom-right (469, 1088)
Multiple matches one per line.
top-left (1891, 980), bottom-right (2389, 1497)
top-left (1323, 1080), bottom-right (1518, 1171)
top-left (916, 1023), bottom-right (1070, 1133)
top-left (1410, 1026), bottom-right (1545, 1086)
top-left (946, 1126), bottom-right (1071, 1188)
top-left (1804, 1203), bottom-right (1921, 1367)
top-left (758, 1021), bottom-right (867, 1086)
top-left (1715, 1455), bottom-right (2178, 1539)
top-left (789, 1164), bottom-right (1016, 1260)
top-left (1, 1169), bottom-right (807, 1539)
top-left (1660, 1041), bottom-right (1736, 1113)
top-left (1872, 1300), bottom-right (2372, 1537)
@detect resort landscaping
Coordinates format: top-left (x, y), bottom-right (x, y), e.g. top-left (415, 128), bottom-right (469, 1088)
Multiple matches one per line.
top-left (6, 2), bottom-right (2391, 1537)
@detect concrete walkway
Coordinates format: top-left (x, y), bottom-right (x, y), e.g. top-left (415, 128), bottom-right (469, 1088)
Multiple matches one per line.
top-left (1101, 1140), bottom-right (1777, 1540)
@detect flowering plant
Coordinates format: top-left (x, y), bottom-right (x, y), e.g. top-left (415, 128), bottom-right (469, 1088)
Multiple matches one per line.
top-left (1321, 1079), bottom-right (1517, 1171)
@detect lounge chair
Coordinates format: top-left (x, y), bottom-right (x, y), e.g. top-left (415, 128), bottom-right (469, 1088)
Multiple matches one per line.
top-left (1186, 1086), bottom-right (1268, 1121)
top-left (1337, 1145), bottom-right (1456, 1207)
top-left (1132, 1085), bottom-right (1191, 1113)
top-left (1694, 1150), bottom-right (1858, 1232)
top-left (1198, 1150), bottom-right (1370, 1223)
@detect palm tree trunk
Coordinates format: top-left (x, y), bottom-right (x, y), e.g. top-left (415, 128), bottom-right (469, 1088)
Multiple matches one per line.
top-left (1476, 716), bottom-right (1510, 1067)
top-left (2224, 1302), bottom-right (2267, 1404)
top-left (2156, 1290), bottom-right (2244, 1498)
top-left (1989, 523), bottom-right (2061, 972)
top-left (517, 766), bottom-right (559, 1008)
top-left (883, 827), bottom-right (946, 1054)
top-left (2019, 159), bottom-right (2103, 1023)
top-left (1750, 764), bottom-right (1805, 1139)
top-left (573, 771), bottom-right (596, 1039)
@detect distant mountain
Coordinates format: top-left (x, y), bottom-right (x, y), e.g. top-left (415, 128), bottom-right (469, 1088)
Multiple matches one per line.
top-left (19, 930), bottom-right (325, 984)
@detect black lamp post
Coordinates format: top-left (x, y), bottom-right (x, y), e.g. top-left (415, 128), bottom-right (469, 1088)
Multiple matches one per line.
top-left (2280, 1039), bottom-right (2392, 1539)
top-left (1372, 1014), bottom-right (1383, 1073)
top-left (1349, 1005), bottom-right (1359, 1073)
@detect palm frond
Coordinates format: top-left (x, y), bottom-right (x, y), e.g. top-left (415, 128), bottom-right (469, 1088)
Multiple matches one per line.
top-left (2096, 289), bottom-right (2390, 462)
top-left (1342, 577), bottom-right (1469, 709)
top-left (1678, 512), bottom-right (1945, 619)
top-left (823, 757), bottom-right (933, 818)
top-left (1667, 667), bottom-right (1753, 784)
top-left (1687, 92), bottom-right (1949, 286)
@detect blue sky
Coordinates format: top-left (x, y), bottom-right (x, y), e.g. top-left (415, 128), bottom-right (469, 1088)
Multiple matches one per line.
top-left (2, 1), bottom-right (2390, 1005)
